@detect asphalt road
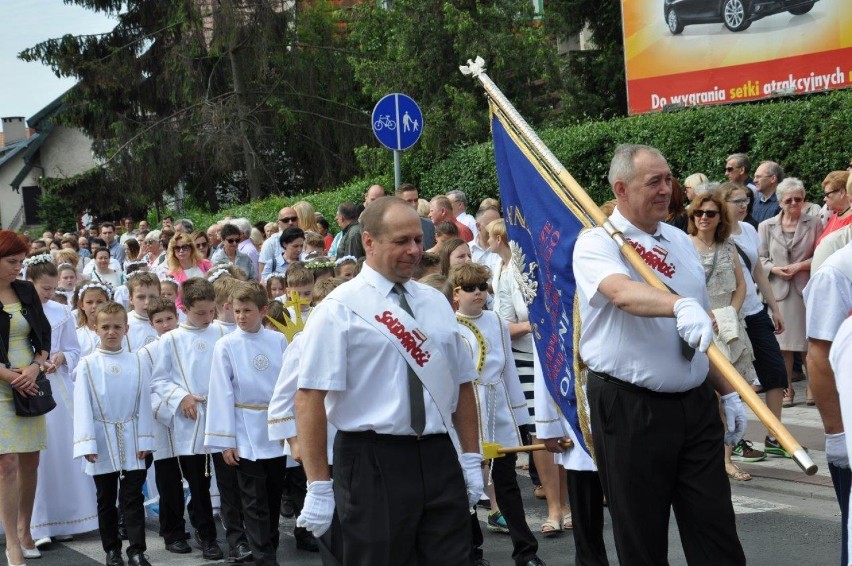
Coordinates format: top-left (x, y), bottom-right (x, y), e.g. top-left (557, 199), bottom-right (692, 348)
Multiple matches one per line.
top-left (8, 381), bottom-right (842, 565)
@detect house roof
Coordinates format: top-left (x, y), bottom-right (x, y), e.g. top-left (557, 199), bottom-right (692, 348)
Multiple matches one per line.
top-left (0, 136), bottom-right (37, 169)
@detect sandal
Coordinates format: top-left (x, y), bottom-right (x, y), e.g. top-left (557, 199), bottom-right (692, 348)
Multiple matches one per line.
top-left (726, 463), bottom-right (752, 481)
top-left (541, 519), bottom-right (563, 536)
top-left (782, 388), bottom-right (796, 408)
top-left (533, 485), bottom-right (546, 500)
top-left (562, 512), bottom-right (573, 530)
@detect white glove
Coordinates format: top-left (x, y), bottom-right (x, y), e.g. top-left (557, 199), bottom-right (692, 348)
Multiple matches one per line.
top-left (296, 480), bottom-right (335, 537)
top-left (673, 298), bottom-right (714, 352)
top-left (720, 392), bottom-right (748, 446)
top-left (460, 452), bottom-right (484, 509)
top-left (826, 433), bottom-right (850, 469)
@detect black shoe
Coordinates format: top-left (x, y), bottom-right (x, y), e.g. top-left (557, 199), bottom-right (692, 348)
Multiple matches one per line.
top-left (127, 553), bottom-right (152, 566)
top-left (521, 557), bottom-right (546, 566)
top-left (228, 542), bottom-right (254, 563)
top-left (105, 549), bottom-right (125, 566)
top-left (294, 527), bottom-right (319, 552)
top-left (202, 539), bottom-right (225, 560)
top-left (280, 497), bottom-right (296, 518)
top-left (165, 539), bottom-right (192, 554)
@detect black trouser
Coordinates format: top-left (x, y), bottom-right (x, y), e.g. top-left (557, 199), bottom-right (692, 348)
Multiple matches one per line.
top-left (94, 469), bottom-right (147, 556)
top-left (154, 457), bottom-right (189, 544)
top-left (235, 456), bottom-right (287, 566)
top-left (213, 452), bottom-right (248, 550)
top-left (470, 453), bottom-right (538, 565)
top-left (332, 431), bottom-right (470, 566)
top-left (587, 372), bottom-right (745, 566)
top-left (566, 470), bottom-right (609, 566)
top-left (180, 454), bottom-right (217, 542)
top-left (518, 424), bottom-right (540, 486)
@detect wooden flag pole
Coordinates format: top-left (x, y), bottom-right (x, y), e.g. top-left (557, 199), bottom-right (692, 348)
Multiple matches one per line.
top-left (461, 56), bottom-right (816, 475)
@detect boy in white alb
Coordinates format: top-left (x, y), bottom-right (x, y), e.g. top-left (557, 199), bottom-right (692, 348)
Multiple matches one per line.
top-left (138, 298), bottom-right (195, 555)
top-left (150, 278), bottom-right (225, 561)
top-left (205, 281), bottom-right (288, 566)
top-left (448, 264), bottom-right (541, 566)
top-left (73, 302), bottom-right (155, 566)
top-left (126, 272), bottom-right (160, 352)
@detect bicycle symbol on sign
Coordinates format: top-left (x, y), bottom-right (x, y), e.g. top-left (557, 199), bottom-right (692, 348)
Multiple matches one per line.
top-left (373, 114), bottom-right (396, 131)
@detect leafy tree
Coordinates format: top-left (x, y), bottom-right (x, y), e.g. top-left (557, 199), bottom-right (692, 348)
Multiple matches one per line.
top-left (346, 0), bottom-right (563, 178)
top-left (20, 0), bottom-right (371, 214)
top-left (545, 0), bottom-right (628, 120)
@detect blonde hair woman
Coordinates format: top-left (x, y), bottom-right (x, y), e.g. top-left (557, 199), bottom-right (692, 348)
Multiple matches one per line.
top-left (293, 201), bottom-right (321, 234)
top-left (160, 233), bottom-right (212, 308)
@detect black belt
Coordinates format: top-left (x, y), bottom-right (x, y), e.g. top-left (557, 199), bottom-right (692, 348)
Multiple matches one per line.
top-left (337, 430), bottom-right (449, 442)
top-left (588, 369), bottom-right (696, 399)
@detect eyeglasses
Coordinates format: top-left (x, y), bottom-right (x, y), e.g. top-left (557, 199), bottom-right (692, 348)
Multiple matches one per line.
top-left (692, 210), bottom-right (719, 218)
top-left (278, 216), bottom-right (298, 224)
top-left (782, 197), bottom-right (804, 204)
top-left (724, 166), bottom-right (736, 173)
top-left (225, 238), bottom-right (240, 244)
top-left (196, 241), bottom-right (208, 248)
top-left (824, 188), bottom-right (842, 198)
top-left (456, 283), bottom-right (489, 293)
top-left (174, 244), bottom-right (193, 252)
top-left (726, 198), bottom-right (749, 206)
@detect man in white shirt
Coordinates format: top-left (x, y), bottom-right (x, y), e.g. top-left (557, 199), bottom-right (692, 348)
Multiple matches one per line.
top-left (804, 242), bottom-right (852, 565)
top-left (448, 189), bottom-right (478, 240)
top-left (574, 144), bottom-right (747, 565)
top-left (470, 205), bottom-right (500, 266)
top-left (294, 197), bottom-right (483, 566)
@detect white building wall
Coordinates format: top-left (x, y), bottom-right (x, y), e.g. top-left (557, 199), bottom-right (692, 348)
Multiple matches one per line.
top-left (39, 125), bottom-right (95, 178)
top-left (0, 154), bottom-right (34, 230)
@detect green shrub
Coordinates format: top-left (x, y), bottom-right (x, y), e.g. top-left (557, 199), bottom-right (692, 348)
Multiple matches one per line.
top-left (172, 89), bottom-right (852, 228)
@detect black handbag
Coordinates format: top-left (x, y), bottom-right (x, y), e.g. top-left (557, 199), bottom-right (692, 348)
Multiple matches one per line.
top-left (0, 328), bottom-right (56, 417)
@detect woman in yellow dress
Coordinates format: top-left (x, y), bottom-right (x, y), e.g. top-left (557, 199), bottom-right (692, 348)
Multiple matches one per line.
top-left (0, 232), bottom-right (51, 565)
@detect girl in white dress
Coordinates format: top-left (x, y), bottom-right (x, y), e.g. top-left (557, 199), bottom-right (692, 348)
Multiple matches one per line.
top-left (74, 282), bottom-right (112, 357)
top-left (25, 257), bottom-right (99, 544)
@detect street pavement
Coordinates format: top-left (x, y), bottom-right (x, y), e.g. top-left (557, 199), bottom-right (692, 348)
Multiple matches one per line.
top-left (6, 381), bottom-right (842, 565)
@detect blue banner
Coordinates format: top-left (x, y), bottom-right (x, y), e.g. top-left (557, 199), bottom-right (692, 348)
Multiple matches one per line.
top-left (491, 114), bottom-right (591, 457)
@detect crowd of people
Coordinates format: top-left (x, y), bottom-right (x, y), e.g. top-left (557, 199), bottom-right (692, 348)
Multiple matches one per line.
top-left (0, 148), bottom-right (849, 566)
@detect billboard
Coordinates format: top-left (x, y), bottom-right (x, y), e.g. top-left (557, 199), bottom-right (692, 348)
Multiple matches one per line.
top-left (621, 0), bottom-right (852, 114)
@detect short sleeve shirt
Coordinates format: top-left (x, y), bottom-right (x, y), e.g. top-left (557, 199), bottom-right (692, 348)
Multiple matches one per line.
top-left (297, 264), bottom-right (476, 435)
top-left (573, 208), bottom-right (711, 392)
top-left (804, 243), bottom-right (852, 341)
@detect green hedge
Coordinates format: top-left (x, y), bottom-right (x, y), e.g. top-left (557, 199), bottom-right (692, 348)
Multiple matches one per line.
top-left (176, 88), bottom-right (852, 229)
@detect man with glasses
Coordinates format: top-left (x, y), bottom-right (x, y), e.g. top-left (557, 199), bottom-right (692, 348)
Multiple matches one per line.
top-left (724, 154), bottom-right (757, 195)
top-left (258, 206), bottom-right (299, 281)
top-left (751, 161), bottom-right (784, 223)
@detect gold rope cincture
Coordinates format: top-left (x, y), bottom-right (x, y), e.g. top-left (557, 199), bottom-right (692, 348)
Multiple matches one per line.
top-left (457, 314), bottom-right (500, 487)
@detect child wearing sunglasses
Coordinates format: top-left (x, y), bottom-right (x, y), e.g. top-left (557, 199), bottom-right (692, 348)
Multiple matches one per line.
top-left (448, 263), bottom-right (543, 566)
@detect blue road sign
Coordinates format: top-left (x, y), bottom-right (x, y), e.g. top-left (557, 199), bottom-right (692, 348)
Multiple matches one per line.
top-left (372, 93), bottom-right (423, 151)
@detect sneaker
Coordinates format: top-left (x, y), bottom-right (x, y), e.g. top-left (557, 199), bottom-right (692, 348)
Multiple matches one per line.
top-left (731, 440), bottom-right (765, 462)
top-left (487, 511), bottom-right (509, 533)
top-left (764, 436), bottom-right (792, 458)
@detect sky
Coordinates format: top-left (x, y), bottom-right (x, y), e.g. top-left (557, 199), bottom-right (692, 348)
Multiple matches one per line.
top-left (0, 0), bottom-right (116, 123)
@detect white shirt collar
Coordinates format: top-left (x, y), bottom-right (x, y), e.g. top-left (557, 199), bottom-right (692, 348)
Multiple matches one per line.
top-left (610, 207), bottom-right (671, 243)
top-left (360, 263), bottom-right (411, 298)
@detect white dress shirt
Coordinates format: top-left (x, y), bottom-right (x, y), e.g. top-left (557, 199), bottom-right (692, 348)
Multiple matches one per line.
top-left (297, 264), bottom-right (476, 435)
top-left (803, 243), bottom-right (852, 341)
top-left (573, 208), bottom-right (711, 392)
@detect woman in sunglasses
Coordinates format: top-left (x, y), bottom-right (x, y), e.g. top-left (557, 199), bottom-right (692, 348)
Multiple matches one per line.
top-left (159, 233), bottom-right (212, 307)
top-left (210, 224), bottom-right (257, 280)
top-left (758, 178), bottom-right (820, 410)
top-left (689, 191), bottom-right (758, 481)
